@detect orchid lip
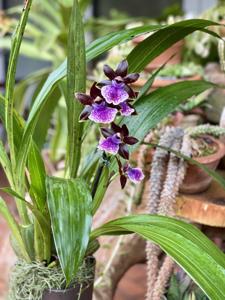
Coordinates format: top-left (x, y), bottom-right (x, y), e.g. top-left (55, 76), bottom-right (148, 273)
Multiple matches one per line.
top-left (127, 167), bottom-right (145, 183)
top-left (101, 81), bottom-right (129, 105)
top-left (88, 102), bottom-right (117, 124)
top-left (98, 134), bottom-right (121, 155)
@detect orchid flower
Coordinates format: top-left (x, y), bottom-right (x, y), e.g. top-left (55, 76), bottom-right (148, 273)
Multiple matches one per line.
top-left (98, 123), bottom-right (138, 159)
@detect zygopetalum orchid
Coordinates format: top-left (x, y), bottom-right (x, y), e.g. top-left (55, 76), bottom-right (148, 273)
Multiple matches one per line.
top-left (75, 60), bottom-right (144, 188)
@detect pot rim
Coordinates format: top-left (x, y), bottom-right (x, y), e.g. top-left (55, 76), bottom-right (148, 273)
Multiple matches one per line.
top-left (194, 136), bottom-right (225, 164)
top-left (44, 287), bottom-right (76, 293)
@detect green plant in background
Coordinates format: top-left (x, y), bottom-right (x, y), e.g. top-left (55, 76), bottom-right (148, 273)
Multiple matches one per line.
top-left (155, 62), bottom-right (203, 79)
top-left (185, 0), bottom-right (225, 64)
top-left (0, 0), bottom-right (225, 299)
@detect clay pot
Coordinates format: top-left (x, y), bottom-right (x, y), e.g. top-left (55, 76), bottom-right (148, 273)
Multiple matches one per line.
top-left (180, 137), bottom-right (225, 194)
top-left (133, 74), bottom-right (202, 92)
top-left (219, 20), bottom-right (225, 37)
top-left (132, 35), bottom-right (184, 71)
top-left (42, 283), bottom-right (94, 300)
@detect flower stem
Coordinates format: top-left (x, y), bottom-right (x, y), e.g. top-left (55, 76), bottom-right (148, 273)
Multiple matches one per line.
top-left (91, 152), bottom-right (108, 199)
top-left (91, 165), bottom-right (104, 199)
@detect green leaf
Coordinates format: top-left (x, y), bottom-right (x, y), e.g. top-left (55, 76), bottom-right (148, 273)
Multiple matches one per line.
top-left (0, 140), bottom-right (14, 187)
top-left (33, 85), bottom-right (61, 149)
top-left (2, 186), bottom-right (51, 261)
top-left (5, 0), bottom-right (33, 175)
top-left (28, 144), bottom-right (47, 211)
top-left (66, 0), bottom-right (86, 178)
top-left (0, 95), bottom-right (48, 216)
top-left (0, 197), bottom-right (30, 261)
top-left (46, 176), bottom-right (92, 284)
top-left (91, 215), bottom-right (225, 300)
top-left (92, 165), bottom-right (109, 215)
top-left (85, 24), bottom-right (161, 62)
top-left (125, 80), bottom-right (215, 143)
top-left (127, 19), bottom-right (220, 72)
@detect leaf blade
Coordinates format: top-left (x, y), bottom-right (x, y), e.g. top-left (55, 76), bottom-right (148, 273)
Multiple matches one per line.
top-left (127, 19), bottom-right (220, 72)
top-left (66, 0), bottom-right (86, 178)
top-left (46, 177), bottom-right (92, 283)
top-left (91, 215), bottom-right (225, 300)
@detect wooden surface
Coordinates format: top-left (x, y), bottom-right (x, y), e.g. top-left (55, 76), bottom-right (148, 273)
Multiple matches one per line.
top-left (114, 264), bottom-right (146, 300)
top-left (176, 171), bottom-right (225, 227)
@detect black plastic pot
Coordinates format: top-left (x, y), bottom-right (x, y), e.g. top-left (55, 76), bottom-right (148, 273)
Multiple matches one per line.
top-left (42, 257), bottom-right (95, 300)
top-left (42, 282), bottom-right (94, 300)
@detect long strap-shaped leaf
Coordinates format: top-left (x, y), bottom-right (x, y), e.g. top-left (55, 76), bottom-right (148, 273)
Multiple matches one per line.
top-left (0, 197), bottom-right (30, 261)
top-left (46, 177), bottom-right (92, 284)
top-left (66, 0), bottom-right (86, 178)
top-left (127, 19), bottom-right (220, 72)
top-left (91, 215), bottom-right (225, 300)
top-left (4, 0), bottom-right (33, 224)
top-left (125, 80), bottom-right (215, 142)
top-left (5, 0), bottom-right (32, 175)
top-left (0, 95), bottom-right (47, 216)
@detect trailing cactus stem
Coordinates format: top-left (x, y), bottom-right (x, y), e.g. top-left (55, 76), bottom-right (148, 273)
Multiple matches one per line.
top-left (146, 127), bottom-right (190, 300)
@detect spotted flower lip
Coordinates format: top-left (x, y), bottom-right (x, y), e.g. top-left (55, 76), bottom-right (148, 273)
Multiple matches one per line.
top-left (101, 80), bottom-right (129, 105)
top-left (89, 102), bottom-right (117, 124)
top-left (99, 123), bottom-right (138, 159)
top-left (98, 134), bottom-right (121, 155)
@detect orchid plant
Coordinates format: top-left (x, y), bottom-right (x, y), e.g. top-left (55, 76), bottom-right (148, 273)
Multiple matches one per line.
top-left (0, 0), bottom-right (225, 299)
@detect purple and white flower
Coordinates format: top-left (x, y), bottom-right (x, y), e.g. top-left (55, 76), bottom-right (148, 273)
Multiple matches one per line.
top-left (98, 123), bottom-right (138, 159)
top-left (127, 167), bottom-right (145, 183)
top-left (101, 81), bottom-right (129, 105)
top-left (99, 60), bottom-right (140, 100)
top-left (98, 134), bottom-right (121, 154)
top-left (76, 83), bottom-right (118, 123)
top-left (117, 160), bottom-right (145, 188)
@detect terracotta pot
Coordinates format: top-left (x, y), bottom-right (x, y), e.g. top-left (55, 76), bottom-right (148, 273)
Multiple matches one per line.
top-left (42, 283), bottom-right (94, 300)
top-left (132, 36), bottom-right (184, 71)
top-left (133, 74), bottom-right (202, 91)
top-left (180, 137), bottom-right (225, 194)
top-left (219, 20), bottom-right (225, 37)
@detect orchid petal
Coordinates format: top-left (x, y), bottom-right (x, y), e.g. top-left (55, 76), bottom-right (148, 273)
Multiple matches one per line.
top-left (120, 102), bottom-right (135, 116)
